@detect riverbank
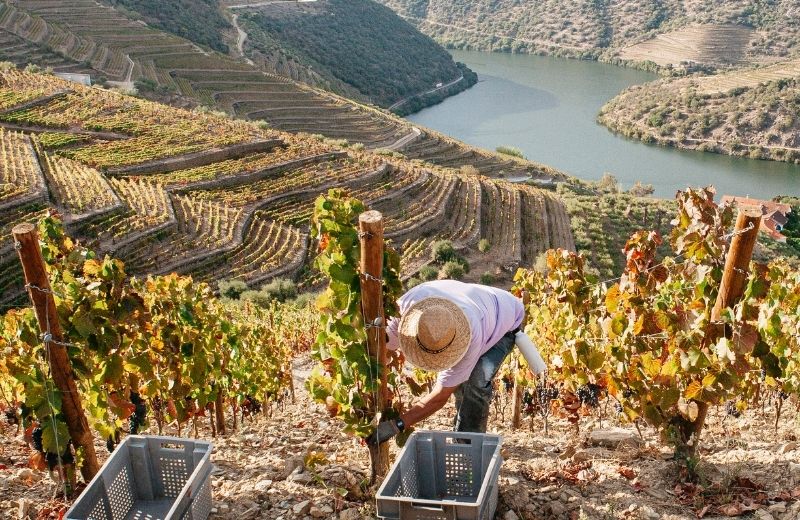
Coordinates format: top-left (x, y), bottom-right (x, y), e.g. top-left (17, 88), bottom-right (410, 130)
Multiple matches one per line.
top-left (407, 50), bottom-right (799, 199)
top-left (391, 62), bottom-right (478, 116)
top-left (598, 76), bottom-right (800, 168)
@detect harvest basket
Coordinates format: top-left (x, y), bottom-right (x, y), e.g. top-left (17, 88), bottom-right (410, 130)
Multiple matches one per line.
top-left (66, 435), bottom-right (213, 520)
top-left (376, 430), bottom-right (502, 520)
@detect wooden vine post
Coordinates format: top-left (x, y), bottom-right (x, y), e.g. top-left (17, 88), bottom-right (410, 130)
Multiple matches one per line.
top-left (359, 210), bottom-right (390, 482)
top-left (511, 290), bottom-right (531, 430)
top-left (12, 223), bottom-right (100, 482)
top-left (678, 206), bottom-right (762, 459)
top-left (711, 206), bottom-right (763, 320)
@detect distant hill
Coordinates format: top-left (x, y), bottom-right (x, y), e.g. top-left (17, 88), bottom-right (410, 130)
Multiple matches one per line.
top-left (0, 0), bottom-right (553, 181)
top-left (106, 0), bottom-right (232, 54)
top-left (235, 0), bottom-right (476, 109)
top-left (376, 0), bottom-right (800, 69)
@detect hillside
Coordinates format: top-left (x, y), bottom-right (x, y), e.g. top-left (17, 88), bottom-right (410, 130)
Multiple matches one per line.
top-left (108, 0), bottom-right (478, 112)
top-left (376, 0), bottom-right (800, 69)
top-left (598, 75), bottom-right (800, 164)
top-left (234, 0), bottom-right (477, 110)
top-left (0, 0), bottom-right (552, 181)
top-left (0, 65), bottom-right (575, 307)
top-left (106, 0), bottom-right (232, 53)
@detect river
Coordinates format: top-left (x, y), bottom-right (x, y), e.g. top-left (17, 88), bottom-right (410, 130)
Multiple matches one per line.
top-left (407, 50), bottom-right (800, 199)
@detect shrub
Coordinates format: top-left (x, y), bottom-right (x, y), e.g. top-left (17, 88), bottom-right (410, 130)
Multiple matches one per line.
top-left (406, 277), bottom-right (422, 289)
top-left (291, 292), bottom-right (317, 308)
top-left (218, 279), bottom-right (248, 300)
top-left (496, 146), bottom-right (525, 159)
top-left (439, 261), bottom-right (465, 280)
top-left (418, 265), bottom-right (438, 281)
top-left (240, 290), bottom-right (271, 308)
top-left (431, 240), bottom-right (456, 264)
top-left (478, 239), bottom-right (491, 253)
top-left (595, 173), bottom-right (620, 194)
top-left (261, 278), bottom-right (298, 302)
top-left (480, 271), bottom-right (495, 284)
top-left (454, 256), bottom-right (470, 273)
top-left (629, 181), bottom-right (655, 197)
top-left (134, 78), bottom-right (158, 92)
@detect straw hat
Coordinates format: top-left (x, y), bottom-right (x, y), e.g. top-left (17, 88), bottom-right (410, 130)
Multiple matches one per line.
top-left (398, 297), bottom-right (471, 371)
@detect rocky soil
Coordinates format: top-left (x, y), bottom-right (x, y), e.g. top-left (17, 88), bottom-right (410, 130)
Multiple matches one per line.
top-left (1, 356), bottom-right (799, 520)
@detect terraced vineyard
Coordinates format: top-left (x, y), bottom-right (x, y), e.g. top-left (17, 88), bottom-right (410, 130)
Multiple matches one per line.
top-left (0, 0), bottom-right (562, 182)
top-left (0, 67), bottom-right (574, 307)
top-left (695, 59), bottom-right (800, 95)
top-left (619, 24), bottom-right (754, 68)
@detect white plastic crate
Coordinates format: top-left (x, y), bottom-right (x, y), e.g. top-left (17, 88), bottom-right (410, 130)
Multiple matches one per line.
top-left (66, 435), bottom-right (213, 520)
top-left (376, 430), bottom-right (503, 520)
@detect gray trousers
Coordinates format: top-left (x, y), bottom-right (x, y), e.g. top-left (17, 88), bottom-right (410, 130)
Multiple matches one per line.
top-left (453, 329), bottom-right (517, 433)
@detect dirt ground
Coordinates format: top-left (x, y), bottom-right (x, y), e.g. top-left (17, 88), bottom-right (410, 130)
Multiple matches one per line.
top-left (1, 356), bottom-right (799, 520)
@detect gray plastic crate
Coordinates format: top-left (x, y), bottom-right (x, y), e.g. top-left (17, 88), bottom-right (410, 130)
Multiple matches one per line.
top-left (376, 430), bottom-right (503, 520)
top-left (66, 435), bottom-right (213, 520)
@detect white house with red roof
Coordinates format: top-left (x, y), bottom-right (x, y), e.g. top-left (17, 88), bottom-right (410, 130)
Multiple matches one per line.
top-left (719, 196), bottom-right (793, 242)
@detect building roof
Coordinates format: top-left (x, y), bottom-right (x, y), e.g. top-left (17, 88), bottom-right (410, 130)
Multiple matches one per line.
top-left (719, 195), bottom-right (792, 217)
top-left (720, 195), bottom-right (792, 242)
top-left (766, 209), bottom-right (789, 227)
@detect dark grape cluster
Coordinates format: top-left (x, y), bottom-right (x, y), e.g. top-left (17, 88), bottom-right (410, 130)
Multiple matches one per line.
top-left (535, 383), bottom-right (559, 403)
top-left (130, 392), bottom-right (147, 435)
top-left (30, 423), bottom-right (75, 469)
top-left (31, 426), bottom-right (44, 453)
top-left (614, 402), bottom-right (624, 414)
top-left (502, 374), bottom-right (514, 393)
top-left (3, 407), bottom-right (18, 425)
top-left (522, 382), bottom-right (559, 415)
top-left (577, 384), bottom-right (603, 408)
top-left (725, 400), bottom-right (741, 418)
top-left (46, 447), bottom-right (75, 471)
top-left (779, 391), bottom-right (789, 400)
top-left (242, 395), bottom-right (262, 416)
top-left (622, 388), bottom-right (634, 399)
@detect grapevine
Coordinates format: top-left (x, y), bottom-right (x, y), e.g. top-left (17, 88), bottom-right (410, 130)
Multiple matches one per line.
top-left (513, 187), bottom-right (800, 468)
top-left (0, 213), bottom-right (301, 483)
top-left (305, 188), bottom-right (404, 447)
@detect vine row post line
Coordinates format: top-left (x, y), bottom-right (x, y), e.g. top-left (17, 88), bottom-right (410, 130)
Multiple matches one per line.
top-left (680, 206), bottom-right (762, 459)
top-left (511, 290), bottom-right (531, 430)
top-left (359, 210), bottom-right (390, 483)
top-left (12, 222), bottom-right (100, 481)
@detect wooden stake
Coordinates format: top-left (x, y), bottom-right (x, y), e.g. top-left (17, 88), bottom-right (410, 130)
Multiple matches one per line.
top-left (711, 206), bottom-right (762, 320)
top-left (359, 210), bottom-right (390, 482)
top-left (12, 223), bottom-right (100, 482)
top-left (215, 390), bottom-right (226, 435)
top-left (510, 356), bottom-right (523, 430)
top-left (511, 290), bottom-right (531, 430)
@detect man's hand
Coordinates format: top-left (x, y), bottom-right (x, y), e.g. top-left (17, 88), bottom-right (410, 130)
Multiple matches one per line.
top-left (366, 420), bottom-right (400, 447)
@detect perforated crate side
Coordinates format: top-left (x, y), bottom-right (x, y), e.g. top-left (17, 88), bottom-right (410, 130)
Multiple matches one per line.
top-left (376, 430), bottom-right (502, 520)
top-left (66, 436), bottom-right (213, 520)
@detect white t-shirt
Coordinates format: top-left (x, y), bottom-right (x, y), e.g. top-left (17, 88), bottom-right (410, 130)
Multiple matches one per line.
top-left (386, 280), bottom-right (524, 387)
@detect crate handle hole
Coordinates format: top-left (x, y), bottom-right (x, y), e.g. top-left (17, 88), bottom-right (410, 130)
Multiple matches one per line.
top-left (161, 442), bottom-right (185, 450)
top-left (445, 437), bottom-right (472, 445)
top-left (411, 502), bottom-right (444, 511)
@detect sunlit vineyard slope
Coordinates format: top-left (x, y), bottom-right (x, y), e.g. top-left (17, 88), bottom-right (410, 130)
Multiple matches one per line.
top-left (0, 66), bottom-right (574, 307)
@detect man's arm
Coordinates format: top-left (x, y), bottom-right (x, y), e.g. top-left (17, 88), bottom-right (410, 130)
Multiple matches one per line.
top-left (400, 384), bottom-right (456, 427)
top-left (367, 384), bottom-right (456, 446)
